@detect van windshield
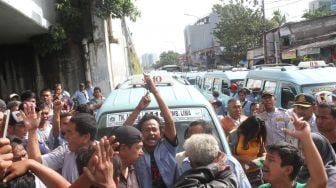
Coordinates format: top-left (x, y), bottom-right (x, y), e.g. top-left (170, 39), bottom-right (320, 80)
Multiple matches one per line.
top-left (97, 107), bottom-right (223, 152)
top-left (301, 83), bottom-right (336, 94)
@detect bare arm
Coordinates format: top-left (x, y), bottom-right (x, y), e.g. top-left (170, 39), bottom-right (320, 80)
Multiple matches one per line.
top-left (3, 159), bottom-right (71, 188)
top-left (144, 75), bottom-right (176, 142)
top-left (284, 114), bottom-right (327, 188)
top-left (52, 100), bottom-right (62, 138)
top-left (21, 103), bottom-right (42, 163)
top-left (123, 93), bottom-right (151, 126)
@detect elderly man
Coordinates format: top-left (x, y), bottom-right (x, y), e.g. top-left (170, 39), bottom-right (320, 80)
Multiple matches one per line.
top-left (174, 134), bottom-right (237, 187)
top-left (220, 98), bottom-right (247, 135)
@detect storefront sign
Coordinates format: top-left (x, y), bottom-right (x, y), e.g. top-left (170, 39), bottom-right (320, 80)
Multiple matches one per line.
top-left (298, 47), bottom-right (320, 56)
top-left (281, 50), bottom-right (296, 59)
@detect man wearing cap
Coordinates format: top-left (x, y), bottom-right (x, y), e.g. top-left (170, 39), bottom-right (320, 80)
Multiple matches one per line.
top-left (238, 88), bottom-right (252, 116)
top-left (7, 112), bottom-right (28, 142)
top-left (112, 126), bottom-right (144, 188)
top-left (257, 91), bottom-right (296, 146)
top-left (9, 93), bottom-right (20, 101)
top-left (229, 83), bottom-right (238, 98)
top-left (292, 93), bottom-right (318, 132)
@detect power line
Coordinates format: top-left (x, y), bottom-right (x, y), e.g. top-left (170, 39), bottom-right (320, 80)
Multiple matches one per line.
top-left (266, 0), bottom-right (306, 10)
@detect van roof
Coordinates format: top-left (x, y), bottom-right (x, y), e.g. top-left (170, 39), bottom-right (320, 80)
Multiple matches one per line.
top-left (96, 84), bottom-right (211, 117)
top-left (205, 70), bottom-right (248, 80)
top-left (247, 66), bottom-right (336, 85)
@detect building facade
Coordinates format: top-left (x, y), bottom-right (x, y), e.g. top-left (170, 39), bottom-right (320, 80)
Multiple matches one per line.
top-left (184, 12), bottom-right (224, 69)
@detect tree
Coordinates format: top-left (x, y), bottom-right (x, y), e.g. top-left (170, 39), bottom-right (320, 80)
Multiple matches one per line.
top-left (213, 0), bottom-right (272, 65)
top-left (302, 5), bottom-right (335, 20)
top-left (155, 51), bottom-right (180, 68)
top-left (270, 10), bottom-right (286, 28)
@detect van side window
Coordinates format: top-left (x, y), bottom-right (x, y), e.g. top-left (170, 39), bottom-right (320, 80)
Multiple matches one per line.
top-left (213, 78), bottom-right (221, 92)
top-left (246, 78), bottom-right (262, 92)
top-left (264, 81), bottom-right (276, 93)
top-left (280, 83), bottom-right (297, 109)
top-left (196, 76), bottom-right (203, 89)
top-left (203, 77), bottom-right (213, 91)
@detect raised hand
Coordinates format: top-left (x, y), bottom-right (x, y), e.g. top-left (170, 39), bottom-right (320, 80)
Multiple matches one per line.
top-left (0, 138), bottom-right (13, 176)
top-left (144, 74), bottom-right (157, 94)
top-left (21, 102), bottom-right (40, 131)
top-left (282, 113), bottom-right (311, 140)
top-left (83, 137), bottom-right (116, 188)
top-left (53, 99), bottom-right (63, 111)
top-left (137, 92), bottom-right (151, 110)
top-left (213, 152), bottom-right (228, 172)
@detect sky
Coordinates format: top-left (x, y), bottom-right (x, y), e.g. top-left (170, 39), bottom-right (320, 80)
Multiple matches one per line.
top-left (128, 0), bottom-right (311, 59)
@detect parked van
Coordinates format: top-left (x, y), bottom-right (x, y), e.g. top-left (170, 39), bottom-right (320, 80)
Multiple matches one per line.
top-left (197, 68), bottom-right (248, 100)
top-left (245, 61), bottom-right (336, 109)
top-left (95, 73), bottom-right (231, 154)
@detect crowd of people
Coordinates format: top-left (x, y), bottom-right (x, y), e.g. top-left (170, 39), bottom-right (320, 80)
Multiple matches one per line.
top-left (0, 76), bottom-right (335, 187)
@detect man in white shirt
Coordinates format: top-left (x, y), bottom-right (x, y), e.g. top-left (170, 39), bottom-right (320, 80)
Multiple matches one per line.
top-left (25, 109), bottom-right (97, 183)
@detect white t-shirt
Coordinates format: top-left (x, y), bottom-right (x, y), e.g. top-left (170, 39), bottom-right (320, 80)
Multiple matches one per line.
top-left (42, 144), bottom-right (78, 183)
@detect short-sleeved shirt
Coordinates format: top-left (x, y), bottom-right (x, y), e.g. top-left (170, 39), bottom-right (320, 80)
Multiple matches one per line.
top-left (134, 138), bottom-right (178, 188)
top-left (42, 144), bottom-right (78, 183)
top-left (258, 182), bottom-right (306, 188)
top-left (37, 123), bottom-right (52, 154)
top-left (72, 90), bottom-right (89, 105)
top-left (258, 108), bottom-right (297, 147)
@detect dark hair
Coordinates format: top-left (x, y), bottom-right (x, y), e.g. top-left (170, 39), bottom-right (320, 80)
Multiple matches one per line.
top-left (136, 114), bottom-right (162, 131)
top-left (76, 146), bottom-right (122, 180)
top-left (36, 101), bottom-right (49, 112)
top-left (70, 113), bottom-right (97, 141)
top-left (212, 91), bottom-right (220, 98)
top-left (238, 116), bottom-right (266, 150)
top-left (93, 87), bottom-right (101, 92)
top-left (76, 146), bottom-right (96, 175)
top-left (267, 142), bottom-right (304, 180)
top-left (39, 88), bottom-right (52, 95)
top-left (75, 104), bottom-right (91, 114)
top-left (6, 172), bottom-right (35, 188)
top-left (20, 90), bottom-right (36, 102)
top-left (60, 112), bottom-right (72, 119)
top-left (184, 120), bottom-right (213, 139)
top-left (318, 103), bottom-right (336, 118)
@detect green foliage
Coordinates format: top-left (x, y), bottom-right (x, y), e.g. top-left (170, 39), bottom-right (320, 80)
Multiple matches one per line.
top-left (213, 0), bottom-right (270, 63)
top-left (130, 49), bottom-right (143, 74)
top-left (95, 0), bottom-right (141, 21)
top-left (30, 25), bottom-right (67, 56)
top-left (155, 51), bottom-right (180, 68)
top-left (302, 5), bottom-right (335, 20)
top-left (270, 10), bottom-right (286, 28)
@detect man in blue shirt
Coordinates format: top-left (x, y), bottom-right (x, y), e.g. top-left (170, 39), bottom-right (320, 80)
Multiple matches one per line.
top-left (71, 83), bottom-right (89, 105)
top-left (124, 75), bottom-right (178, 188)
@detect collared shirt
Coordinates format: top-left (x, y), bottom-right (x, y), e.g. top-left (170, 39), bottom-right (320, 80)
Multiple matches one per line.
top-left (37, 123), bottom-right (52, 154)
top-left (258, 108), bottom-right (296, 147)
top-left (134, 138), bottom-right (178, 188)
top-left (241, 100), bottom-right (252, 117)
top-left (118, 165), bottom-right (139, 188)
top-left (86, 86), bottom-right (94, 99)
top-left (72, 90), bottom-right (89, 105)
top-left (308, 114), bottom-right (318, 133)
top-left (42, 144), bottom-right (78, 183)
top-left (179, 155), bottom-right (252, 188)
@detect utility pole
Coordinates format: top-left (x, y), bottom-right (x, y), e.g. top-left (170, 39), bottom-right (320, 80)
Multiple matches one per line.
top-left (262, 0), bottom-right (268, 64)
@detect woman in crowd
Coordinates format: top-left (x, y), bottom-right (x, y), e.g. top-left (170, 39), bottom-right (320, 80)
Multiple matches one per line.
top-left (228, 116), bottom-right (266, 186)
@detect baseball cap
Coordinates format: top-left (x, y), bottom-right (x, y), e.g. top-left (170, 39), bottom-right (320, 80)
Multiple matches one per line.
top-left (293, 93), bottom-right (316, 108)
top-left (9, 93), bottom-right (20, 100)
top-left (111, 126), bottom-right (143, 145)
top-left (230, 83), bottom-right (238, 91)
top-left (9, 111), bottom-right (24, 126)
top-left (261, 91), bottom-right (274, 98)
